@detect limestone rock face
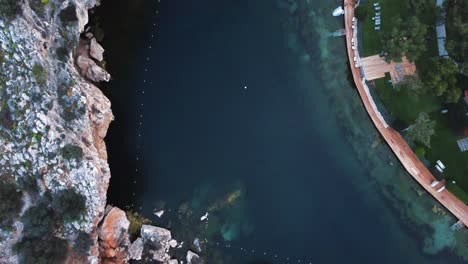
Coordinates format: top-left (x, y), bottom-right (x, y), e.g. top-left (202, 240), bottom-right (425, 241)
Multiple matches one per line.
top-left (0, 0), bottom-right (112, 263)
top-left (77, 55), bottom-right (111, 82)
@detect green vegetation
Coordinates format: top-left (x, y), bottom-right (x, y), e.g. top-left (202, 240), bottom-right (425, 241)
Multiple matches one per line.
top-left (381, 17), bottom-right (428, 62)
top-left (361, 0), bottom-right (468, 202)
top-left (21, 202), bottom-right (56, 238)
top-left (0, 0), bottom-right (21, 19)
top-left (394, 74), bottom-right (425, 98)
top-left (415, 146), bottom-right (426, 158)
top-left (56, 46), bottom-right (69, 62)
top-left (15, 189), bottom-right (87, 262)
top-left (74, 232), bottom-right (93, 254)
top-left (126, 211), bottom-right (151, 240)
top-left (30, 0), bottom-right (50, 18)
top-left (32, 63), bottom-right (47, 85)
top-left (445, 0), bottom-right (468, 67)
top-left (57, 83), bottom-right (86, 122)
top-left (62, 144), bottom-right (83, 161)
top-left (52, 189), bottom-right (87, 223)
top-left (15, 236), bottom-right (69, 264)
top-left (406, 112), bottom-right (436, 148)
top-left (0, 180), bottom-right (23, 229)
top-left (59, 4), bottom-right (78, 24)
top-left (425, 58), bottom-right (461, 103)
top-left (360, 0), bottom-right (437, 58)
top-left (373, 74), bottom-right (440, 124)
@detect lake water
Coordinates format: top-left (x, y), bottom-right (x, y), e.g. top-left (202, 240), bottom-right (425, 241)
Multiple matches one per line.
top-left (99, 0), bottom-right (468, 263)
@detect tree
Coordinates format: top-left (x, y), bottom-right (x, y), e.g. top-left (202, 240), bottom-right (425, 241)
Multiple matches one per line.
top-left (382, 17), bottom-right (427, 62)
top-left (445, 0), bottom-right (468, 63)
top-left (406, 112), bottom-right (436, 148)
top-left (425, 58), bottom-right (461, 103)
top-left (395, 74), bottom-right (426, 97)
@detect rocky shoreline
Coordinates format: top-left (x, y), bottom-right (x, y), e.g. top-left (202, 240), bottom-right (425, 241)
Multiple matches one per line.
top-left (0, 1), bottom-right (197, 263)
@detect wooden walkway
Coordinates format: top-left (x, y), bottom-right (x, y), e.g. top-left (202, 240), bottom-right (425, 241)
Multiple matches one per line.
top-left (360, 55), bottom-right (416, 83)
top-left (343, 0), bottom-right (468, 226)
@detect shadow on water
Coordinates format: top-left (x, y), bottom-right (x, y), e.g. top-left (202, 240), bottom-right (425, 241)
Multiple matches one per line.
top-left (88, 0), bottom-right (153, 207)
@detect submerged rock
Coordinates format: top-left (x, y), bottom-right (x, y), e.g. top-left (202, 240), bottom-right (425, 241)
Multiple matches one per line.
top-left (186, 250), bottom-right (201, 264)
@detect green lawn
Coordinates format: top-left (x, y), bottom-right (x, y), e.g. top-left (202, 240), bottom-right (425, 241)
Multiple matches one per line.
top-left (359, 1), bottom-right (468, 203)
top-left (373, 77), bottom-right (468, 204)
top-left (359, 0), bottom-right (409, 56)
top-left (373, 74), bottom-right (441, 124)
top-left (425, 113), bottom-right (468, 197)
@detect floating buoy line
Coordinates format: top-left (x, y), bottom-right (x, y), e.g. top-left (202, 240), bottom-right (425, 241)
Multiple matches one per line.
top-left (128, 1), bottom-right (313, 262)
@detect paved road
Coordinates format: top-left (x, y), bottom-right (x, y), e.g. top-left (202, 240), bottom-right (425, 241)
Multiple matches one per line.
top-left (343, 0), bottom-right (468, 226)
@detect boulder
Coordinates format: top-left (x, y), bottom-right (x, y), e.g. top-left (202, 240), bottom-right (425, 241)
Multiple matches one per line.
top-left (76, 55), bottom-right (110, 82)
top-left (128, 238), bottom-right (144, 260)
top-left (98, 207), bottom-right (130, 248)
top-left (90, 38), bottom-right (105, 62)
top-left (98, 207), bottom-right (130, 263)
top-left (140, 225), bottom-right (172, 262)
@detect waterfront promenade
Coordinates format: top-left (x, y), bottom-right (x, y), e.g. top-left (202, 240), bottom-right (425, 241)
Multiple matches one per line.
top-left (343, 0), bottom-right (468, 226)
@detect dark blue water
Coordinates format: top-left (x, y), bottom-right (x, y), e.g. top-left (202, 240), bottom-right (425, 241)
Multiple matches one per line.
top-left (102, 0), bottom-right (467, 263)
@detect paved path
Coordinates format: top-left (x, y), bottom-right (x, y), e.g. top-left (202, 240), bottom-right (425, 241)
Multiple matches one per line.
top-left (343, 0), bottom-right (468, 226)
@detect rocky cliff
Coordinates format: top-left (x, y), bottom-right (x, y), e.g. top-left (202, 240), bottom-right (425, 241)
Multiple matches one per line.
top-left (0, 0), bottom-right (112, 263)
top-left (0, 1), bottom-right (202, 263)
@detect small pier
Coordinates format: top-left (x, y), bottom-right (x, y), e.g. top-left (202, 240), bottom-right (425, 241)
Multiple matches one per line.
top-left (329, 29), bottom-right (346, 37)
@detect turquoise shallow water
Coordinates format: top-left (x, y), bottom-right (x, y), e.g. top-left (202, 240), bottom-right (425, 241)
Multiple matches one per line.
top-left (101, 0), bottom-right (468, 263)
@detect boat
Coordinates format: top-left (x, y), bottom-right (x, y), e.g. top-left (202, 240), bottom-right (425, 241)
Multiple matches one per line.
top-left (332, 6), bottom-right (345, 16)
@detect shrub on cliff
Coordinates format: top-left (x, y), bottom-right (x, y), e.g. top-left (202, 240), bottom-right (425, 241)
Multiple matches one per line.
top-left (14, 236), bottom-right (69, 264)
top-left (59, 4), bottom-right (78, 24)
top-left (74, 231), bottom-right (93, 254)
top-left (52, 189), bottom-right (87, 223)
top-left (62, 144), bottom-right (83, 161)
top-left (32, 63), bottom-right (47, 85)
top-left (127, 211), bottom-right (151, 240)
top-left (0, 181), bottom-right (23, 228)
top-left (0, 0), bottom-right (21, 19)
top-left (21, 202), bottom-right (56, 238)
